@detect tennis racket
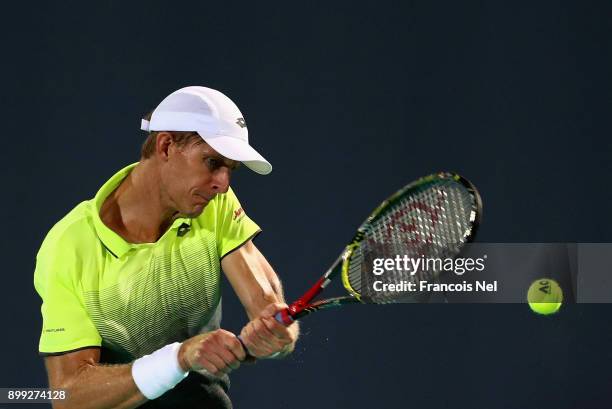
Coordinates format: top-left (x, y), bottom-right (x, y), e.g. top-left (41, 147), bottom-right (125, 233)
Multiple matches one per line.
top-left (274, 172), bottom-right (482, 325)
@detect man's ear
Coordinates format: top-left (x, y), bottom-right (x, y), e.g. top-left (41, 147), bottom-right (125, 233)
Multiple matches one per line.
top-left (155, 132), bottom-right (173, 161)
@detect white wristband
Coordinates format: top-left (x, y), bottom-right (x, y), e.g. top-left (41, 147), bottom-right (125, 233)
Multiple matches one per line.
top-left (131, 342), bottom-right (188, 400)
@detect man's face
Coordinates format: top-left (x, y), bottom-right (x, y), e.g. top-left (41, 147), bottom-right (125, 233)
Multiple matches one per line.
top-left (161, 138), bottom-right (239, 218)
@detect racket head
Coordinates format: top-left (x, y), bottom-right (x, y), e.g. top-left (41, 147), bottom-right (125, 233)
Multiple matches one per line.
top-left (340, 172), bottom-right (482, 303)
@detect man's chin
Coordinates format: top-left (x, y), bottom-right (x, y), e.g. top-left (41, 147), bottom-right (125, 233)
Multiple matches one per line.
top-left (181, 203), bottom-right (207, 218)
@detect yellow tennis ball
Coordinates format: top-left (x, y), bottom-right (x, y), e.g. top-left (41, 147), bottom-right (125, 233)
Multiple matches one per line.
top-left (527, 278), bottom-right (563, 315)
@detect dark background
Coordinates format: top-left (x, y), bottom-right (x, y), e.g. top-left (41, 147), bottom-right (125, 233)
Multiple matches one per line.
top-left (2, 1), bottom-right (612, 408)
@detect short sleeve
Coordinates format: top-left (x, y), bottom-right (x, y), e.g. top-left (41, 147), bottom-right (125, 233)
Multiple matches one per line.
top-left (34, 233), bottom-right (102, 354)
top-left (215, 187), bottom-right (261, 258)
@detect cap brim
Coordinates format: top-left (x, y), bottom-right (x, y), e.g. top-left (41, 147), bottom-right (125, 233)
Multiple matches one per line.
top-left (199, 135), bottom-right (272, 175)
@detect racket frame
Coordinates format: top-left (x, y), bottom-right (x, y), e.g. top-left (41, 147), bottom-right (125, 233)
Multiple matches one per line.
top-left (276, 172), bottom-right (482, 325)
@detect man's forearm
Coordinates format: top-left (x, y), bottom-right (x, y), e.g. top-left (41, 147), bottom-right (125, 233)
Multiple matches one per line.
top-left (52, 363), bottom-right (146, 409)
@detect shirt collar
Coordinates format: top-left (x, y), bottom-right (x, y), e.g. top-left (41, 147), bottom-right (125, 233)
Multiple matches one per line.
top-left (91, 162), bottom-right (192, 258)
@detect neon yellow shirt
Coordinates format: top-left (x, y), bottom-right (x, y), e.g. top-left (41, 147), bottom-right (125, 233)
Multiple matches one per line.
top-left (34, 163), bottom-right (260, 362)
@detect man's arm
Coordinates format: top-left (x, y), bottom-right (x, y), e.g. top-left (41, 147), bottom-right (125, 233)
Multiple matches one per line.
top-left (44, 330), bottom-right (246, 409)
top-left (44, 348), bottom-right (145, 409)
top-left (221, 240), bottom-right (300, 357)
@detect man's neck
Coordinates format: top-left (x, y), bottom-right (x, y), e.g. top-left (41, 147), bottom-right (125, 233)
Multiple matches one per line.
top-left (100, 160), bottom-right (178, 243)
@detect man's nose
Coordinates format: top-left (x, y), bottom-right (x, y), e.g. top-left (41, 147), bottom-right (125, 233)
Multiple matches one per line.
top-left (211, 168), bottom-right (230, 193)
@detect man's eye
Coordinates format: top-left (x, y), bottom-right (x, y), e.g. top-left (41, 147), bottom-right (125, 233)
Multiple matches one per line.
top-left (205, 157), bottom-right (238, 171)
top-left (205, 158), bottom-right (220, 168)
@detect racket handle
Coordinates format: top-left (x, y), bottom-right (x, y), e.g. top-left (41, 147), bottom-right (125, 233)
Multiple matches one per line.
top-left (236, 335), bottom-right (248, 352)
top-left (236, 336), bottom-right (257, 362)
top-left (275, 309), bottom-right (294, 326)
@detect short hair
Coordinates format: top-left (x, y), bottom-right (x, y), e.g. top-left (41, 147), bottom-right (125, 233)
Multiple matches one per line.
top-left (140, 111), bottom-right (202, 159)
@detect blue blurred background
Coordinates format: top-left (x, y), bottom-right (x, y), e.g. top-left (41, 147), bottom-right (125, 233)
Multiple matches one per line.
top-left (2, 1), bottom-right (611, 408)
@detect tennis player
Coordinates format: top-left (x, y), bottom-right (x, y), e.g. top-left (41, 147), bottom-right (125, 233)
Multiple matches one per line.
top-left (34, 86), bottom-right (299, 408)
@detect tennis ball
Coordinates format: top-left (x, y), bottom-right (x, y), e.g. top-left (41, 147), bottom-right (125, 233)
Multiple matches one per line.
top-left (527, 278), bottom-right (563, 315)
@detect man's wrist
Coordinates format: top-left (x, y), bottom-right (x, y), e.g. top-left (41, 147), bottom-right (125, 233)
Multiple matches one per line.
top-left (177, 342), bottom-right (190, 372)
top-left (132, 342), bottom-right (189, 399)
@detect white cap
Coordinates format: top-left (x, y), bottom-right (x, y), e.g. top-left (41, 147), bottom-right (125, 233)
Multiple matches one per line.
top-left (141, 86), bottom-right (272, 175)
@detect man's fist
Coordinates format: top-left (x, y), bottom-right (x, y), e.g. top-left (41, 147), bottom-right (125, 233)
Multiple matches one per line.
top-left (239, 302), bottom-right (299, 358)
top-left (178, 329), bottom-right (246, 377)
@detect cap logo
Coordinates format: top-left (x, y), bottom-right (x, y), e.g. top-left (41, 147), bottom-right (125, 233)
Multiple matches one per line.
top-left (236, 118), bottom-right (247, 128)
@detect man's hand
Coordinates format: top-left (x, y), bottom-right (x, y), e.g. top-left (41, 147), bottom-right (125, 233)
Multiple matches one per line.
top-left (239, 302), bottom-right (299, 359)
top-left (178, 329), bottom-right (246, 377)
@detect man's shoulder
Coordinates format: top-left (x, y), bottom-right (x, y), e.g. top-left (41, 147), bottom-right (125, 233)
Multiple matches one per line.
top-left (35, 200), bottom-right (101, 288)
top-left (213, 186), bottom-right (244, 212)
top-left (216, 186), bottom-right (238, 203)
top-left (38, 200), bottom-right (98, 256)
top-left (193, 187), bottom-right (242, 224)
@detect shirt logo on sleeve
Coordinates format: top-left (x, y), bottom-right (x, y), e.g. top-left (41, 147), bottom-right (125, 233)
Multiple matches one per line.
top-left (44, 328), bottom-right (65, 333)
top-left (233, 207), bottom-right (244, 221)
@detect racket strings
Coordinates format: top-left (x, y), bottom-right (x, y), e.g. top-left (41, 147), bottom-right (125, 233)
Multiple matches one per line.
top-left (347, 179), bottom-right (477, 303)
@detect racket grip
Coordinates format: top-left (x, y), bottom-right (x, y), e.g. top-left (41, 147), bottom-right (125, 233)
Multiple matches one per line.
top-left (236, 335), bottom-right (247, 352)
top-left (275, 309), bottom-right (294, 326)
top-left (236, 335), bottom-right (257, 362)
